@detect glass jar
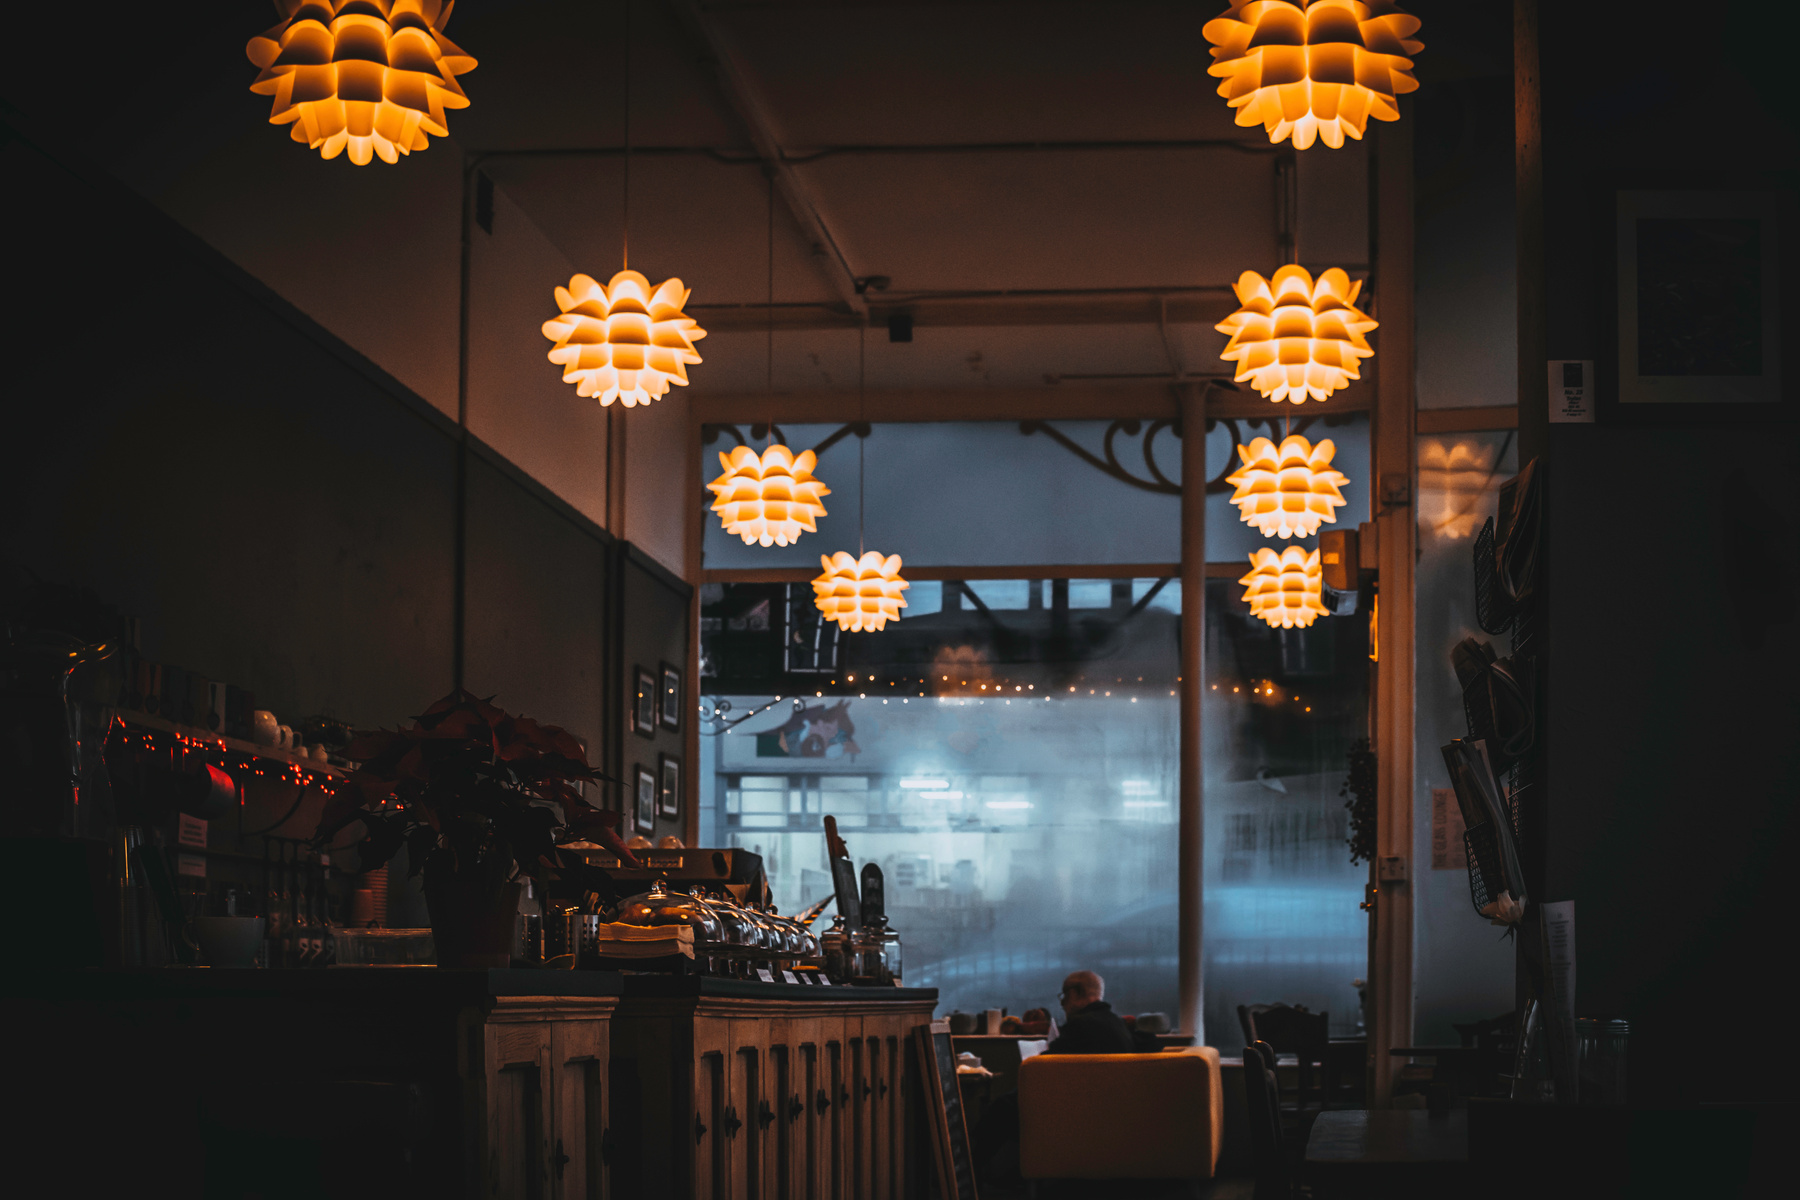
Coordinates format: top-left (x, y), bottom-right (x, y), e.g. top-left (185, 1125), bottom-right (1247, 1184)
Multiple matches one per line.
top-left (1575, 1018), bottom-right (1629, 1106)
top-left (872, 916), bottom-right (901, 985)
top-left (820, 915), bottom-right (851, 983)
top-left (849, 923), bottom-right (885, 985)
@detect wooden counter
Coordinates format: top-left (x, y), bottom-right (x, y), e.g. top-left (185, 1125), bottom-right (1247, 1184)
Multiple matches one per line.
top-left (5, 971), bottom-right (935, 1200)
top-left (609, 977), bottom-right (939, 1200)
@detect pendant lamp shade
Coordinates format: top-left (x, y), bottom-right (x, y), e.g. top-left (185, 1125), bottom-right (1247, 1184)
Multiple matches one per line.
top-left (813, 552), bottom-right (909, 633)
top-left (1202, 0), bottom-right (1422, 150)
top-left (1226, 434), bottom-right (1350, 539)
top-left (542, 271), bottom-right (707, 407)
top-left (1217, 265), bottom-right (1376, 404)
top-left (1240, 546), bottom-right (1329, 629)
top-left (708, 445), bottom-right (831, 547)
top-left (246, 0), bottom-right (475, 165)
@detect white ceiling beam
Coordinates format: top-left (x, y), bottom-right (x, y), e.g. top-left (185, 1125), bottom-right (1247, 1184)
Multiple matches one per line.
top-left (667, 0), bottom-right (870, 318)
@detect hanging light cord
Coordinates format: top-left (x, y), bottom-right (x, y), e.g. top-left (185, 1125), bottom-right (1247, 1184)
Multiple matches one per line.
top-left (859, 322), bottom-right (866, 556)
top-left (621, 0), bottom-right (632, 269)
top-left (766, 168), bottom-right (775, 440)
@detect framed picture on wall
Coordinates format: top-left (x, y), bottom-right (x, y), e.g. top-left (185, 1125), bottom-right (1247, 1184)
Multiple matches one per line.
top-left (634, 764), bottom-right (657, 833)
top-left (659, 662), bottom-right (682, 732)
top-left (633, 667), bottom-right (656, 737)
top-left (658, 753), bottom-right (681, 821)
top-left (1602, 187), bottom-right (1790, 423)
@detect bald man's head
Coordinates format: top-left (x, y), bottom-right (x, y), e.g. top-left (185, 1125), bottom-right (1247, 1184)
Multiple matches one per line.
top-left (1059, 970), bottom-right (1104, 1015)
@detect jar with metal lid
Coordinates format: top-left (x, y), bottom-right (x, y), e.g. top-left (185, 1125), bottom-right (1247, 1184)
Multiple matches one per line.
top-left (849, 923), bottom-right (886, 985)
top-left (820, 915), bottom-right (851, 983)
top-left (870, 916), bottom-right (901, 985)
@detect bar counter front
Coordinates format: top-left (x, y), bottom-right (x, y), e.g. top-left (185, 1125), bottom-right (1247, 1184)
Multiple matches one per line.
top-left (9, 969), bottom-right (938, 1199)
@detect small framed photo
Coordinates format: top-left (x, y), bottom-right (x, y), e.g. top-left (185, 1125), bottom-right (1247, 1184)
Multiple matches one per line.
top-left (633, 667), bottom-right (656, 737)
top-left (658, 753), bottom-right (682, 820)
top-left (634, 764), bottom-right (657, 833)
top-left (659, 662), bottom-right (682, 732)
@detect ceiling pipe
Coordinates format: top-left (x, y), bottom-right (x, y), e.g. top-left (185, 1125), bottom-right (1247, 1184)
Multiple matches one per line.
top-left (667, 0), bottom-right (870, 319)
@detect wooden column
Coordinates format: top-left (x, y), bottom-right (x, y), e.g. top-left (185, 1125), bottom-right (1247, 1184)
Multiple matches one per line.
top-left (1370, 116), bottom-right (1416, 1106)
top-left (1178, 382), bottom-right (1208, 1042)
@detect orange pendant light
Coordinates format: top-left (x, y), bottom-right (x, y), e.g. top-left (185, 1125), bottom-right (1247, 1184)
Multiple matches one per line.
top-left (1240, 546), bottom-right (1329, 629)
top-left (1217, 265), bottom-right (1376, 404)
top-left (1225, 433), bottom-right (1350, 539)
top-left (708, 445), bottom-right (831, 547)
top-left (541, 271), bottom-right (707, 407)
top-left (813, 552), bottom-right (909, 633)
top-left (1202, 1), bottom-right (1422, 150)
top-left (246, 1), bottom-right (475, 165)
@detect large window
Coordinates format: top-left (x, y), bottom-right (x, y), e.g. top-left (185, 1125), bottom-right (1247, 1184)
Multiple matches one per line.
top-left (701, 419), bottom-right (1372, 1046)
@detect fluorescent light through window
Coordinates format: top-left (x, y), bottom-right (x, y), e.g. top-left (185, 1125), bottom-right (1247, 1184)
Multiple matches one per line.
top-left (1121, 780), bottom-right (1158, 796)
top-left (985, 799), bottom-right (1031, 810)
top-left (1123, 800), bottom-right (1171, 809)
top-left (920, 790), bottom-right (964, 801)
top-left (900, 777), bottom-right (950, 789)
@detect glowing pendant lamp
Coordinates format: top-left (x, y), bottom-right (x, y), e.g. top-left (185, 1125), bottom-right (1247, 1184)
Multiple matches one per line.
top-left (541, 271), bottom-right (707, 407)
top-left (1202, 1), bottom-right (1423, 150)
top-left (1240, 546), bottom-right (1329, 629)
top-left (246, 1), bottom-right (475, 165)
top-left (1226, 433), bottom-right (1350, 539)
top-left (813, 551), bottom-right (909, 633)
top-left (708, 445), bottom-right (831, 547)
top-left (1217, 265), bottom-right (1376, 404)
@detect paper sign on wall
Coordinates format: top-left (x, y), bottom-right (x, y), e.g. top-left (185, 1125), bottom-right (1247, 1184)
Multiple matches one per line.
top-left (1431, 788), bottom-right (1468, 869)
top-left (1549, 360), bottom-right (1595, 423)
top-left (178, 813), bottom-right (208, 849)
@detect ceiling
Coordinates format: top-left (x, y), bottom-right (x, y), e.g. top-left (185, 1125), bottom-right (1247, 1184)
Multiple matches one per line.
top-left (1, 1), bottom-right (1504, 402)
top-left (453, 0), bottom-right (1306, 396)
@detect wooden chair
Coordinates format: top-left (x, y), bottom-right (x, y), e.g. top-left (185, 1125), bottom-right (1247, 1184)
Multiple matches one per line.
top-left (1240, 1004), bottom-right (1329, 1113)
top-left (1242, 1041), bottom-right (1291, 1200)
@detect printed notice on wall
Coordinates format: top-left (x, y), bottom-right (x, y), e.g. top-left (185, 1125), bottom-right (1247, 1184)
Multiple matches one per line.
top-left (1549, 360), bottom-right (1595, 423)
top-left (178, 812), bottom-right (208, 849)
top-left (1431, 787), bottom-right (1468, 869)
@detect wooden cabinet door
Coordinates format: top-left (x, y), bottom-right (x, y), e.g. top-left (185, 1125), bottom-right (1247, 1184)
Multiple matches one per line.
top-left (694, 1018), bottom-right (732, 1200)
top-left (823, 1025), bottom-right (847, 1200)
top-left (796, 1039), bottom-right (821, 1200)
top-left (550, 1019), bottom-right (609, 1200)
top-left (729, 1021), bottom-right (765, 1200)
top-left (483, 1018), bottom-right (554, 1200)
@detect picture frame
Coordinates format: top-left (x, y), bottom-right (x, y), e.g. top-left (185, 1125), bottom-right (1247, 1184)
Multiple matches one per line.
top-left (659, 662), bottom-right (682, 732)
top-left (1599, 185), bottom-right (1792, 425)
top-left (657, 753), bottom-right (681, 821)
top-left (634, 764), bottom-right (657, 833)
top-left (632, 666), bottom-right (656, 737)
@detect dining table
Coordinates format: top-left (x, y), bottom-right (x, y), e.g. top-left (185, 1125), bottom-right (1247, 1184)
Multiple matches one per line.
top-left (1304, 1108), bottom-right (1469, 1197)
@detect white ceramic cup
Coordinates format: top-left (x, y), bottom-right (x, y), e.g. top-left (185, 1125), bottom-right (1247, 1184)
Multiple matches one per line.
top-left (277, 725), bottom-right (293, 750)
top-left (252, 711), bottom-right (279, 747)
top-left (311, 744), bottom-right (329, 763)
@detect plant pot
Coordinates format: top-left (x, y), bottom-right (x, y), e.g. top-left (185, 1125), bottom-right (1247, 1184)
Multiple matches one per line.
top-left (425, 876), bottom-right (523, 969)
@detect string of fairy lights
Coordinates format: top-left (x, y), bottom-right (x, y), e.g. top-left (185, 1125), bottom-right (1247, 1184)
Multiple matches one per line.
top-left (239, 1), bottom-right (1423, 637)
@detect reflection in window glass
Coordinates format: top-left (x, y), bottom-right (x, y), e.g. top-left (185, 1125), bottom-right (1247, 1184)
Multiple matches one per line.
top-left (701, 573), bottom-right (1370, 1045)
top-left (1413, 431), bottom-right (1519, 1041)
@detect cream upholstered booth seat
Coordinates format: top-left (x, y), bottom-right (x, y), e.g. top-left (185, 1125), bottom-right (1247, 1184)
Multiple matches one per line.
top-left (1018, 1047), bottom-right (1225, 1180)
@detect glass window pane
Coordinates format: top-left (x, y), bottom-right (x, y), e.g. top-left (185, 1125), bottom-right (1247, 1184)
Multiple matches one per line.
top-left (1131, 578), bottom-right (1181, 613)
top-left (908, 580), bottom-right (943, 617)
top-left (1069, 579), bottom-right (1114, 609)
top-left (963, 580), bottom-right (1031, 610)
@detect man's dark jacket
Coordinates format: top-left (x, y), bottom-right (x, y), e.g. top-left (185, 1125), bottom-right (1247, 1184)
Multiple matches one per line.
top-left (1045, 1000), bottom-right (1135, 1054)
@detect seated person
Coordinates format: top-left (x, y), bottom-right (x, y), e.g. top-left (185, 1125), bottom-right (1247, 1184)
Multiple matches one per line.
top-left (1046, 970), bottom-right (1136, 1055)
top-left (973, 970), bottom-right (1136, 1183)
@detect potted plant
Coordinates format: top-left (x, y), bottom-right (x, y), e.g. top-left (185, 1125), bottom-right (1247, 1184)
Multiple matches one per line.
top-left (315, 689), bottom-right (640, 967)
